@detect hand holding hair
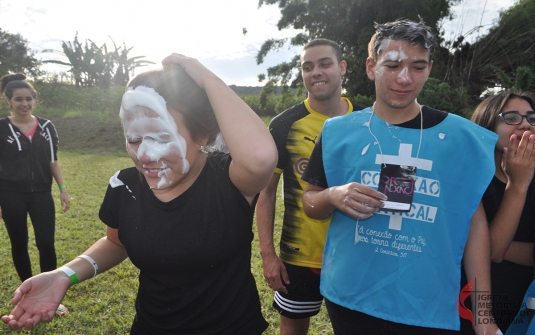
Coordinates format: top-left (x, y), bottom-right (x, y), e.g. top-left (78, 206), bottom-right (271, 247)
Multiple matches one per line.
top-left (161, 53), bottom-right (218, 90)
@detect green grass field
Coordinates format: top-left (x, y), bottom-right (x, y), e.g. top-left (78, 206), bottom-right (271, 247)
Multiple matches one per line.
top-left (0, 113), bottom-right (333, 334)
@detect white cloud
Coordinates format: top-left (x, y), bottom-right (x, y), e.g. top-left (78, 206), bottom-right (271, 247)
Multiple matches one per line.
top-left (0, 0), bottom-right (516, 85)
top-left (444, 0), bottom-right (515, 43)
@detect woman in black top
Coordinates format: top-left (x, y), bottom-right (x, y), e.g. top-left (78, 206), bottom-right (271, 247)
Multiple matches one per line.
top-left (0, 74), bottom-right (70, 282)
top-left (1, 55), bottom-right (276, 334)
top-left (462, 89), bottom-right (535, 334)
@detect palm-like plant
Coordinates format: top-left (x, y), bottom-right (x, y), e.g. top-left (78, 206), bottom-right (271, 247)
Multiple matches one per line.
top-left (109, 37), bottom-right (155, 86)
top-left (43, 33), bottom-right (154, 88)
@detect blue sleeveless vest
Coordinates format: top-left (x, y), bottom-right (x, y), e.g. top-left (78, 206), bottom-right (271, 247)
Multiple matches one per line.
top-left (506, 279), bottom-right (535, 334)
top-left (321, 108), bottom-right (497, 330)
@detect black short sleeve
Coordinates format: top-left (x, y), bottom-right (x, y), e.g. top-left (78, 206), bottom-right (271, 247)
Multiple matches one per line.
top-left (302, 133), bottom-right (328, 188)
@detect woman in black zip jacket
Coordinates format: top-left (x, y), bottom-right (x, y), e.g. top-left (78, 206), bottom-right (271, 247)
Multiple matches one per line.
top-left (0, 74), bottom-right (70, 282)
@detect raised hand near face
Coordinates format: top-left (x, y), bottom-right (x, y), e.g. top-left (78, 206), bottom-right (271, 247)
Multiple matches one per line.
top-left (502, 131), bottom-right (535, 189)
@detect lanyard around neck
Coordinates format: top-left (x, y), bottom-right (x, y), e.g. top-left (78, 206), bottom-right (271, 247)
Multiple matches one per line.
top-left (367, 102), bottom-right (424, 168)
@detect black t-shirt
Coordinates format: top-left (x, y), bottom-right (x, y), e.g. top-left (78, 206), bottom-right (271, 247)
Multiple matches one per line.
top-left (460, 177), bottom-right (535, 334)
top-left (486, 177), bottom-right (535, 330)
top-left (99, 153), bottom-right (268, 335)
top-left (302, 106), bottom-right (448, 187)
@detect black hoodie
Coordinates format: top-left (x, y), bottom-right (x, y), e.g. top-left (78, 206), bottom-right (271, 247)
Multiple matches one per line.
top-left (0, 116), bottom-right (58, 193)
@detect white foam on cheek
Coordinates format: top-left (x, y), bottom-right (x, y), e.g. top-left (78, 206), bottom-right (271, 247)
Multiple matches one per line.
top-left (156, 162), bottom-right (171, 189)
top-left (375, 66), bottom-right (385, 78)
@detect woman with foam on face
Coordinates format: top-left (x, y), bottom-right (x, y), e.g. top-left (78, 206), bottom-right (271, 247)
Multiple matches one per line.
top-left (460, 89), bottom-right (535, 335)
top-left (1, 54), bottom-right (277, 334)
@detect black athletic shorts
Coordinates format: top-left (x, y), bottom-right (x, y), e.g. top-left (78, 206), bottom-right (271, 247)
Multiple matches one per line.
top-left (272, 262), bottom-right (323, 319)
top-left (325, 299), bottom-right (459, 335)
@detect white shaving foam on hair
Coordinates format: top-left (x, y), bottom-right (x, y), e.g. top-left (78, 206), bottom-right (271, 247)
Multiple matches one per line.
top-left (376, 39), bottom-right (391, 57)
top-left (120, 86), bottom-right (190, 188)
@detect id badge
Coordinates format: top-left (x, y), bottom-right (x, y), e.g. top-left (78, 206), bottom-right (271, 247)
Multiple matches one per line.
top-left (377, 164), bottom-right (416, 212)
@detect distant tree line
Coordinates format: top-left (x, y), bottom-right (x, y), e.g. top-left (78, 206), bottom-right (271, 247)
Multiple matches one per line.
top-left (0, 28), bottom-right (41, 77)
top-left (256, 0), bottom-right (535, 114)
top-left (2, 0), bottom-right (534, 116)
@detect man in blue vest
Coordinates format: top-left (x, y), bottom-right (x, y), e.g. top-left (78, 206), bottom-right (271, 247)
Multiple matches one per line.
top-left (301, 19), bottom-right (501, 335)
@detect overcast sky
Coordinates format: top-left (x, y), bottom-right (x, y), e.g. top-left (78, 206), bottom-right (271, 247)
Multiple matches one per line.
top-left (0, 0), bottom-right (516, 86)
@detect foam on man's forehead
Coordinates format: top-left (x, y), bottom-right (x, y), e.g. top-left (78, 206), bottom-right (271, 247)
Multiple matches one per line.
top-left (378, 40), bottom-right (408, 60)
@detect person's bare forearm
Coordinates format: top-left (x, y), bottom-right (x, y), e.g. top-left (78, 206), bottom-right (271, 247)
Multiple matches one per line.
top-left (196, 74), bottom-right (277, 198)
top-left (50, 161), bottom-right (66, 189)
top-left (303, 184), bottom-right (336, 220)
top-left (256, 174), bottom-right (280, 257)
top-left (464, 203), bottom-right (501, 334)
top-left (160, 54), bottom-right (277, 198)
top-left (489, 185), bottom-right (528, 261)
top-left (303, 182), bottom-right (386, 220)
top-left (491, 131), bottom-right (535, 262)
top-left (504, 241), bottom-right (535, 266)
top-left (61, 228), bottom-right (128, 283)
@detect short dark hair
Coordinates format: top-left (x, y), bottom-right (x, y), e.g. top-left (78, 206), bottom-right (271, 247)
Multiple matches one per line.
top-left (126, 65), bottom-right (219, 146)
top-left (471, 89), bottom-right (535, 131)
top-left (0, 73), bottom-right (37, 100)
top-left (303, 38), bottom-right (343, 63)
top-left (368, 19), bottom-right (438, 62)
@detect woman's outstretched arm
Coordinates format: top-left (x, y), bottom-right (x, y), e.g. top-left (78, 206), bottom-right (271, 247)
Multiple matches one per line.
top-left (1, 227), bottom-right (127, 331)
top-left (162, 54), bottom-right (277, 202)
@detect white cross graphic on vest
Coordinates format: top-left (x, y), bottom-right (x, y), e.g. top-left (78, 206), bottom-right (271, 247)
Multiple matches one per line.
top-left (375, 143), bottom-right (434, 230)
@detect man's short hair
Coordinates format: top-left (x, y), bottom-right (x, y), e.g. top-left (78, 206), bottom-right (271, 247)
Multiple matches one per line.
top-left (303, 38), bottom-right (343, 63)
top-left (368, 19), bottom-right (438, 62)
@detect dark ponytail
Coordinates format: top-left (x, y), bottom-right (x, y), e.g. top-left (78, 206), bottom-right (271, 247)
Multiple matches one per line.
top-left (0, 73), bottom-right (37, 100)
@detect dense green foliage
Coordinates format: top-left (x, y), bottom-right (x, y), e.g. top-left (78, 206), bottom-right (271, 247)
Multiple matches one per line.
top-left (256, 0), bottom-right (458, 98)
top-left (492, 66), bottom-right (534, 92)
top-left (0, 29), bottom-right (41, 77)
top-left (0, 81), bottom-right (286, 119)
top-left (418, 77), bottom-right (471, 116)
top-left (437, 0), bottom-right (535, 101)
top-left (256, 0), bottom-right (535, 113)
top-left (33, 79), bottom-right (125, 116)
